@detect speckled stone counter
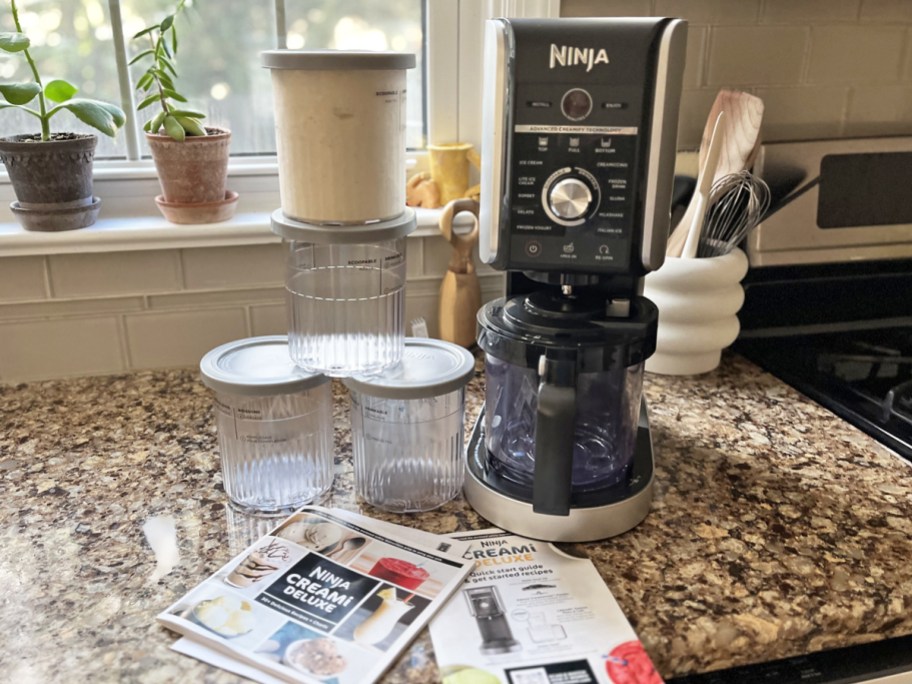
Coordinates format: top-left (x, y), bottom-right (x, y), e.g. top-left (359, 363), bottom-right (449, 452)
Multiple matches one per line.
top-left (2, 352), bottom-right (912, 683)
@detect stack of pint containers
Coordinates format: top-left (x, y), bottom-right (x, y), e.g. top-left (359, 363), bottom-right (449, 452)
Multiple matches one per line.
top-left (263, 50), bottom-right (417, 378)
top-left (199, 50), bottom-right (475, 515)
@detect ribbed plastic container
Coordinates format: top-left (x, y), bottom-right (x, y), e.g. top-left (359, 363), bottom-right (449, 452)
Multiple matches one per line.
top-left (273, 209), bottom-right (415, 378)
top-left (343, 339), bottom-right (476, 513)
top-left (200, 336), bottom-right (333, 512)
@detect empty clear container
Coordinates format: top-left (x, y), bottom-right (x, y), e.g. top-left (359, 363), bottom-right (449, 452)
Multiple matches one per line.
top-left (272, 209), bottom-right (416, 377)
top-left (200, 336), bottom-right (333, 513)
top-left (343, 338), bottom-right (476, 513)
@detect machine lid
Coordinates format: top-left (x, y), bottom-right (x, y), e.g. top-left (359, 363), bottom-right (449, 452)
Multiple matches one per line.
top-left (342, 338), bottom-right (476, 399)
top-left (477, 291), bottom-right (658, 371)
top-left (261, 50), bottom-right (416, 71)
top-left (199, 335), bottom-right (329, 396)
top-left (271, 208), bottom-right (416, 244)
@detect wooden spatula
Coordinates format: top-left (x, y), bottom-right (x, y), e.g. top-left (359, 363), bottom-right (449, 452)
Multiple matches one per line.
top-left (667, 89), bottom-right (764, 257)
top-left (681, 111), bottom-right (725, 259)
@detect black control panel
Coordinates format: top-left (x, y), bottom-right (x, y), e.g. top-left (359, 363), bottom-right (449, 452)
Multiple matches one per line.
top-left (482, 18), bottom-right (684, 279)
top-left (507, 82), bottom-right (645, 273)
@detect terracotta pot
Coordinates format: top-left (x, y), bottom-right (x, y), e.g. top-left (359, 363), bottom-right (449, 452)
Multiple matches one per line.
top-left (0, 133), bottom-right (100, 231)
top-left (146, 126), bottom-right (231, 205)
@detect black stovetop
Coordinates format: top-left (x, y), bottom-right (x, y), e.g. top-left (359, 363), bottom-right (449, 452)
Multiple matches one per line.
top-left (735, 258), bottom-right (912, 463)
top-left (736, 325), bottom-right (912, 461)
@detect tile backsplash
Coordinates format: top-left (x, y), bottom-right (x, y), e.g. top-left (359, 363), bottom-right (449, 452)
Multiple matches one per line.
top-left (562, 0), bottom-right (912, 145)
top-left (0, 238), bottom-right (503, 383)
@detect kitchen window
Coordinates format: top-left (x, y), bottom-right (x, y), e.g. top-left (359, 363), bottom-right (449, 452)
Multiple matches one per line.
top-left (0, 0), bottom-right (559, 250)
top-left (0, 0), bottom-right (427, 157)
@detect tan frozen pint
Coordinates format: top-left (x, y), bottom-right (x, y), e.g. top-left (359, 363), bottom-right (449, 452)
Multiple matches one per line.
top-left (263, 50), bottom-right (415, 224)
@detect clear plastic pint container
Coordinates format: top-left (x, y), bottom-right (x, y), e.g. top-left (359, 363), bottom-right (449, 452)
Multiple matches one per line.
top-left (343, 339), bottom-right (476, 513)
top-left (200, 336), bottom-right (333, 512)
top-left (272, 209), bottom-right (416, 377)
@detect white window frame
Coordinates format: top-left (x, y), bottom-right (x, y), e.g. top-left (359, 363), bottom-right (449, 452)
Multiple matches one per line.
top-left (0, 0), bottom-right (560, 256)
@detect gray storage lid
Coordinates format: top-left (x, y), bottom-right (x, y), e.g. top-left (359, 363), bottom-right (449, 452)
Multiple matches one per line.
top-left (262, 50), bottom-right (415, 71)
top-left (200, 335), bottom-right (328, 396)
top-left (343, 339), bottom-right (476, 399)
top-left (271, 208), bottom-right (416, 244)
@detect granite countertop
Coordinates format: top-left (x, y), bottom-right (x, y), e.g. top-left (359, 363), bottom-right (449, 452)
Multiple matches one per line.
top-left (2, 352), bottom-right (912, 682)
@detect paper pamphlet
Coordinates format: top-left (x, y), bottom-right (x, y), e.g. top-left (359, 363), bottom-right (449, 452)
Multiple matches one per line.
top-left (158, 506), bottom-right (474, 684)
top-left (429, 529), bottom-right (663, 684)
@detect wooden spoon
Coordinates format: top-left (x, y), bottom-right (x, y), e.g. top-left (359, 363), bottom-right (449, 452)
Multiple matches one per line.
top-left (667, 89), bottom-right (764, 257)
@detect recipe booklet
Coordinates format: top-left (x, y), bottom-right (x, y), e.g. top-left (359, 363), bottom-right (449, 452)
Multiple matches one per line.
top-left (430, 529), bottom-right (664, 684)
top-left (158, 506), bottom-right (474, 684)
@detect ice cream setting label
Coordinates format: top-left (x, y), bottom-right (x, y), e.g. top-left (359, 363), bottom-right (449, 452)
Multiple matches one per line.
top-left (258, 554), bottom-right (379, 631)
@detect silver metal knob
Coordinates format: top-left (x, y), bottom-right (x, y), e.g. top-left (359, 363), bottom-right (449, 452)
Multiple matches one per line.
top-left (548, 178), bottom-right (592, 220)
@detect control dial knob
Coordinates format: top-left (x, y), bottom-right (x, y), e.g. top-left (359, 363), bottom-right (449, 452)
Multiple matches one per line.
top-left (548, 177), bottom-right (593, 220)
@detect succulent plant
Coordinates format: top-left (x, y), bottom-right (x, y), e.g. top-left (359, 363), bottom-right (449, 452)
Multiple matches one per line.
top-left (131, 0), bottom-right (207, 141)
top-left (0, 0), bottom-right (126, 141)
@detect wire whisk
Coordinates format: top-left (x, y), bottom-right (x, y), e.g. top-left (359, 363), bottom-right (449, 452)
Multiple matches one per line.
top-left (697, 170), bottom-right (771, 257)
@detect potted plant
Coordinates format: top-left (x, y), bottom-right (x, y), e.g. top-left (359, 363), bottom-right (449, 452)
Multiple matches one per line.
top-left (0, 0), bottom-right (125, 232)
top-left (131, 0), bottom-right (235, 224)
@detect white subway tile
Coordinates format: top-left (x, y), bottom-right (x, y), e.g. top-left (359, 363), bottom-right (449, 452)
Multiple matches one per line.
top-left (656, 0), bottom-right (761, 24)
top-left (405, 293), bottom-right (440, 338)
top-left (762, 0), bottom-right (860, 23)
top-left (808, 25), bottom-right (906, 83)
top-left (0, 256), bottom-right (48, 302)
top-left (475, 259), bottom-right (500, 277)
top-left (125, 308), bottom-right (247, 370)
top-left (683, 26), bottom-right (708, 89)
top-left (405, 237), bottom-right (424, 279)
top-left (860, 0), bottom-right (912, 22)
top-left (0, 317), bottom-right (124, 382)
top-left (0, 296), bottom-right (144, 322)
top-left (906, 28), bottom-right (912, 79)
top-left (250, 303), bottom-right (288, 337)
top-left (480, 275), bottom-right (505, 303)
top-left (562, 0), bottom-right (652, 17)
top-left (423, 233), bottom-right (456, 277)
top-left (676, 89), bottom-right (723, 150)
top-left (147, 287), bottom-right (284, 310)
top-left (845, 85), bottom-right (912, 136)
top-left (48, 250), bottom-right (180, 297)
top-left (707, 26), bottom-right (807, 86)
top-left (753, 86), bottom-right (848, 140)
top-left (181, 244), bottom-right (285, 290)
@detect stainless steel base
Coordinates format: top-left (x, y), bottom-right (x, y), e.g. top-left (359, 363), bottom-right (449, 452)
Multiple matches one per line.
top-left (463, 400), bottom-right (655, 542)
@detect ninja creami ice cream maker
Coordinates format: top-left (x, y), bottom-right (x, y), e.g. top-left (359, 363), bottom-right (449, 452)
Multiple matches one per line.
top-left (464, 17), bottom-right (687, 542)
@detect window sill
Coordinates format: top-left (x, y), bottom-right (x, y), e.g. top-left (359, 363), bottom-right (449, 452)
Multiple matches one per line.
top-left (0, 206), bottom-right (457, 257)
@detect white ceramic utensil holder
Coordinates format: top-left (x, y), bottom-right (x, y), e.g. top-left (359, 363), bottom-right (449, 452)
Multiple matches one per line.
top-left (642, 248), bottom-right (749, 375)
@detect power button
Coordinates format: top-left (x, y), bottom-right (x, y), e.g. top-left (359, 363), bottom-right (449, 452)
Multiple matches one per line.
top-left (525, 240), bottom-right (543, 257)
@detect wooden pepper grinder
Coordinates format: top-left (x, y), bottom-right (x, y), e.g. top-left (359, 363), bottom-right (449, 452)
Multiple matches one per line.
top-left (438, 198), bottom-right (482, 348)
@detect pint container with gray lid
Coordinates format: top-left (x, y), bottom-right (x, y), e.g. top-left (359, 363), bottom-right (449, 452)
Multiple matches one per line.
top-left (262, 49), bottom-right (416, 224)
top-left (200, 335), bottom-right (333, 512)
top-left (273, 208), bottom-right (416, 378)
top-left (343, 338), bottom-right (476, 513)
